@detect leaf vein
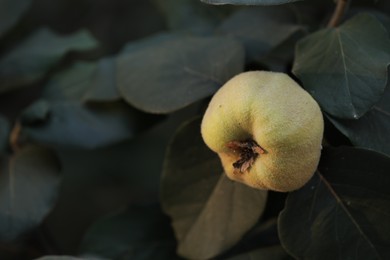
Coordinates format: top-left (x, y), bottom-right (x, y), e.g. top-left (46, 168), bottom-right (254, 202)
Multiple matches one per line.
top-left (317, 171), bottom-right (383, 259)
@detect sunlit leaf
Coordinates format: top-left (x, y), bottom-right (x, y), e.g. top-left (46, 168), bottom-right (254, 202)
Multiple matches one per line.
top-left (161, 118), bottom-right (268, 259)
top-left (279, 147), bottom-right (390, 259)
top-left (0, 146), bottom-right (61, 241)
top-left (201, 0), bottom-right (301, 5)
top-left (0, 0), bottom-right (32, 37)
top-left (0, 28), bottom-right (98, 93)
top-left (80, 205), bottom-right (178, 260)
top-left (293, 13), bottom-right (390, 119)
top-left (117, 34), bottom-right (244, 114)
top-left (20, 100), bottom-right (158, 149)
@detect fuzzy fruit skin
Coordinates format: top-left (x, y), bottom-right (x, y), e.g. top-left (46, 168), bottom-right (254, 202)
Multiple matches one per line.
top-left (201, 71), bottom-right (324, 192)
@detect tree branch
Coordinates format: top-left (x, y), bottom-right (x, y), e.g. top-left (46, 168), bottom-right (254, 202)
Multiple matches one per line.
top-left (327, 0), bottom-right (350, 28)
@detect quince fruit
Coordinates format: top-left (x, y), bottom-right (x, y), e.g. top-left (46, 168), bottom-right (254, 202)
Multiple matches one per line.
top-left (201, 71), bottom-right (324, 192)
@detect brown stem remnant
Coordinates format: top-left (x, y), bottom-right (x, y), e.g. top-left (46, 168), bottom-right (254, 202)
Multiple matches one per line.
top-left (327, 0), bottom-right (350, 28)
top-left (226, 139), bottom-right (265, 173)
top-left (9, 121), bottom-right (22, 153)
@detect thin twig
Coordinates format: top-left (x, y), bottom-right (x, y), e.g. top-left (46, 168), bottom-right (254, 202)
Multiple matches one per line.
top-left (327, 0), bottom-right (350, 28)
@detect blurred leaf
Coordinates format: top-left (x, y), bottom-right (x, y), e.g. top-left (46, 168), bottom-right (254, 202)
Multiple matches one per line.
top-left (293, 13), bottom-right (390, 119)
top-left (260, 29), bottom-right (304, 72)
top-left (0, 28), bottom-right (99, 93)
top-left (42, 109), bottom-right (200, 253)
top-left (34, 256), bottom-right (102, 260)
top-left (201, 0), bottom-right (301, 5)
top-left (42, 58), bottom-right (120, 102)
top-left (0, 116), bottom-right (10, 153)
top-left (153, 0), bottom-right (232, 34)
top-left (219, 218), bottom-right (291, 259)
top-left (327, 81), bottom-right (390, 156)
top-left (83, 57), bottom-right (120, 102)
top-left (42, 62), bottom-right (96, 102)
top-left (161, 118), bottom-right (268, 259)
top-left (20, 99), bottom-right (51, 124)
top-left (120, 33), bottom-right (175, 54)
top-left (0, 0), bottom-right (32, 38)
top-left (80, 205), bottom-right (178, 260)
top-left (278, 147), bottom-right (390, 259)
top-left (218, 6), bottom-right (304, 63)
top-left (117, 34), bottom-right (244, 114)
top-left (227, 245), bottom-right (291, 260)
top-left (20, 100), bottom-right (158, 149)
top-left (0, 145), bottom-right (61, 241)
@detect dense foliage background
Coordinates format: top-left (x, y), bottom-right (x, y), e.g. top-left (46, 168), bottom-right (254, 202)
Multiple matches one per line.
top-left (0, 0), bottom-right (389, 259)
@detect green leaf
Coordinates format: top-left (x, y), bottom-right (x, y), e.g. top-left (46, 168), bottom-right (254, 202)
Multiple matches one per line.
top-left (327, 81), bottom-right (390, 156)
top-left (161, 118), bottom-right (268, 259)
top-left (278, 147), bottom-right (390, 259)
top-left (42, 59), bottom-right (120, 103)
top-left (293, 13), bottom-right (390, 119)
top-left (20, 100), bottom-right (157, 149)
top-left (117, 34), bottom-right (244, 114)
top-left (201, 0), bottom-right (301, 5)
top-left (260, 29), bottom-right (304, 72)
top-left (0, 116), bottom-right (10, 153)
top-left (0, 28), bottom-right (99, 93)
top-left (0, 0), bottom-right (32, 37)
top-left (218, 6), bottom-right (304, 63)
top-left (0, 145), bottom-right (61, 241)
top-left (83, 57), bottom-right (120, 102)
top-left (80, 205), bottom-right (178, 260)
top-left (42, 62), bottom-right (95, 102)
top-left (153, 0), bottom-right (232, 34)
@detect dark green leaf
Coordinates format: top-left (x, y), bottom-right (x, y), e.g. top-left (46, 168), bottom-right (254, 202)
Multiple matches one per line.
top-left (42, 59), bottom-right (120, 103)
top-left (20, 100), bottom-right (157, 149)
top-left (219, 218), bottom-right (291, 259)
top-left (117, 34), bottom-right (244, 114)
top-left (278, 147), bottom-right (390, 259)
top-left (80, 205), bottom-right (178, 260)
top-left (0, 145), bottom-right (61, 241)
top-left (161, 118), bottom-right (268, 259)
top-left (42, 62), bottom-right (96, 102)
top-left (0, 0), bottom-right (32, 37)
top-left (327, 81), bottom-right (390, 156)
top-left (0, 28), bottom-right (98, 93)
top-left (34, 256), bottom-right (100, 260)
top-left (153, 0), bottom-right (232, 34)
top-left (227, 245), bottom-right (291, 260)
top-left (20, 99), bottom-right (50, 124)
top-left (120, 33), bottom-right (175, 54)
top-left (83, 57), bottom-right (120, 102)
top-left (201, 0), bottom-right (301, 5)
top-left (260, 29), bottom-right (304, 72)
top-left (293, 13), bottom-right (390, 119)
top-left (0, 116), bottom-right (10, 153)
top-left (218, 6), bottom-right (304, 63)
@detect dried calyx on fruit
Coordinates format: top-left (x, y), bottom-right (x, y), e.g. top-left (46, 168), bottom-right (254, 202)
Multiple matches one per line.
top-left (201, 71), bottom-right (324, 192)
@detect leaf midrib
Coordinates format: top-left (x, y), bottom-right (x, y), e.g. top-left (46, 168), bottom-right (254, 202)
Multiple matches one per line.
top-left (317, 171), bottom-right (383, 259)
